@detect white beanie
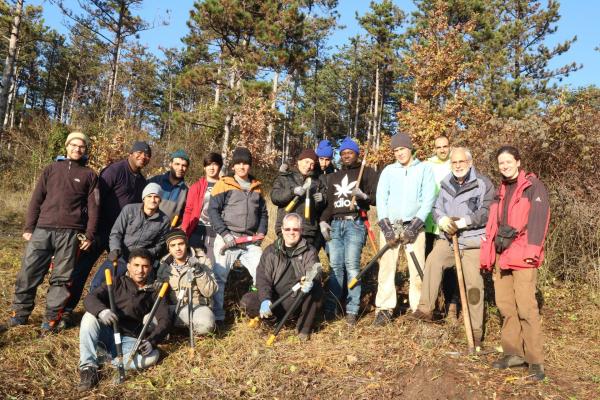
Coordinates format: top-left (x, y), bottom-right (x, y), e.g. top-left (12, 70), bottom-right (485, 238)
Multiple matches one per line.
top-left (142, 183), bottom-right (162, 199)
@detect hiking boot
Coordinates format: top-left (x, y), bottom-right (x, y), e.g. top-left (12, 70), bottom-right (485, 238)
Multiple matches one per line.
top-left (407, 309), bottom-right (433, 322)
top-left (345, 313), bottom-right (357, 327)
top-left (324, 310), bottom-right (338, 322)
top-left (40, 320), bottom-right (62, 335)
top-left (297, 332), bottom-right (310, 341)
top-left (57, 311), bottom-right (74, 330)
top-left (77, 366), bottom-right (99, 392)
top-left (528, 364), bottom-right (545, 381)
top-left (372, 310), bottom-right (393, 327)
top-left (492, 355), bottom-right (526, 369)
top-left (214, 320), bottom-right (226, 334)
top-left (3, 316), bottom-right (28, 330)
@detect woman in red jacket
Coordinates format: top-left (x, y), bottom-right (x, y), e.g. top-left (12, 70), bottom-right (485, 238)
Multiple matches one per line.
top-left (480, 145), bottom-right (550, 381)
top-left (181, 153), bottom-right (223, 263)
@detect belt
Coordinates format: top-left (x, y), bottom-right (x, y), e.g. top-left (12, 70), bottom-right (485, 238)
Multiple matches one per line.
top-left (333, 215), bottom-right (358, 221)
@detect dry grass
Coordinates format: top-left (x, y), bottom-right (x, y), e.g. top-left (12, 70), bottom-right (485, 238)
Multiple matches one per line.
top-left (0, 201), bottom-right (599, 399)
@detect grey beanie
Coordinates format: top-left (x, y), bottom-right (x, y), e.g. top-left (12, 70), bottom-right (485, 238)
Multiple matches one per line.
top-left (142, 182), bottom-right (163, 199)
top-left (391, 133), bottom-right (413, 150)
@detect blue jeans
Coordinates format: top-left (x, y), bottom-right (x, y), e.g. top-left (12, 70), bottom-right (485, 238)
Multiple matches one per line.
top-left (79, 312), bottom-right (159, 370)
top-left (325, 218), bottom-right (366, 315)
top-left (212, 234), bottom-right (262, 321)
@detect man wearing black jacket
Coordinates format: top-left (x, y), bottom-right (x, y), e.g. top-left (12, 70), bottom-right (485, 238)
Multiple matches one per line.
top-left (5, 132), bottom-right (99, 332)
top-left (241, 213), bottom-right (322, 339)
top-left (319, 137), bottom-right (378, 326)
top-left (77, 248), bottom-right (170, 392)
top-left (270, 148), bottom-right (327, 248)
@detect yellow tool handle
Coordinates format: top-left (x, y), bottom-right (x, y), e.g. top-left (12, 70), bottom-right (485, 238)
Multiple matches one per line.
top-left (104, 269), bottom-right (113, 285)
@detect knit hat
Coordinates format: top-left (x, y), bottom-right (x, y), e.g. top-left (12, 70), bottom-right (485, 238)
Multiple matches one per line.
top-left (65, 132), bottom-right (89, 148)
top-left (297, 148), bottom-right (318, 163)
top-left (131, 141), bottom-right (152, 157)
top-left (142, 182), bottom-right (162, 199)
top-left (165, 229), bottom-right (188, 246)
top-left (391, 133), bottom-right (413, 150)
top-left (232, 147), bottom-right (252, 165)
top-left (171, 149), bottom-right (190, 163)
top-left (339, 137), bottom-right (360, 154)
top-left (315, 139), bottom-right (334, 158)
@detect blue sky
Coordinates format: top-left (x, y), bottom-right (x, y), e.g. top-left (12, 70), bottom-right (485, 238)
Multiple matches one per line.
top-left (34, 0), bottom-right (599, 88)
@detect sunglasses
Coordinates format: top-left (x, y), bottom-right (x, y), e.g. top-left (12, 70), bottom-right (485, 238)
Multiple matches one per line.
top-left (282, 227), bottom-right (301, 232)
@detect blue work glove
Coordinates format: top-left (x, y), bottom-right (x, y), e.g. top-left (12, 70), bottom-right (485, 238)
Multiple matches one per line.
top-left (259, 300), bottom-right (273, 319)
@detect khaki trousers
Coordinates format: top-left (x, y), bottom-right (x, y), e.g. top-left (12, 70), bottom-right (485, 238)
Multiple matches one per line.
top-left (494, 266), bottom-right (544, 364)
top-left (375, 231), bottom-right (425, 312)
top-left (417, 239), bottom-right (484, 339)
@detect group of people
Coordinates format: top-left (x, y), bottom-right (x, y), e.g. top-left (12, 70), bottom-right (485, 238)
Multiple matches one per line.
top-left (1, 130), bottom-right (550, 391)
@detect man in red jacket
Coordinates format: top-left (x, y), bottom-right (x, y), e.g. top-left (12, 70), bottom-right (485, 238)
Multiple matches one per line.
top-left (181, 152), bottom-right (223, 264)
top-left (480, 145), bottom-right (550, 382)
top-left (4, 132), bottom-right (99, 333)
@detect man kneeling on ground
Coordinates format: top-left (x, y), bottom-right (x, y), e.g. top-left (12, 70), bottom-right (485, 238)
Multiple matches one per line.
top-left (78, 248), bottom-right (171, 392)
top-left (156, 229), bottom-right (217, 335)
top-left (241, 213), bottom-right (322, 340)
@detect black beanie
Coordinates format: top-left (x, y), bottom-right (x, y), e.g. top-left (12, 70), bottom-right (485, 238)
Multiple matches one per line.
top-left (232, 147), bottom-right (252, 165)
top-left (165, 229), bottom-right (188, 246)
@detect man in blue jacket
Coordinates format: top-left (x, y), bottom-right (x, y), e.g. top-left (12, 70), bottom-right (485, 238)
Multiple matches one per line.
top-left (409, 147), bottom-right (493, 347)
top-left (373, 133), bottom-right (436, 326)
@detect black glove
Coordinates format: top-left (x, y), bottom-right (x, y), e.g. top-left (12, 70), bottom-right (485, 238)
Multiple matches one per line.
top-left (139, 340), bottom-right (153, 356)
top-left (108, 249), bottom-right (121, 263)
top-left (403, 217), bottom-right (424, 244)
top-left (377, 218), bottom-right (397, 246)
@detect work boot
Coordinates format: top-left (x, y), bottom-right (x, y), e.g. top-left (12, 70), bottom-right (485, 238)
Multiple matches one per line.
top-left (407, 309), bottom-right (433, 322)
top-left (57, 311), bottom-right (74, 330)
top-left (528, 364), bottom-right (545, 381)
top-left (345, 313), bottom-right (357, 327)
top-left (492, 355), bottom-right (526, 369)
top-left (2, 316), bottom-right (28, 330)
top-left (77, 366), bottom-right (99, 392)
top-left (372, 310), bottom-right (392, 327)
top-left (40, 320), bottom-right (62, 335)
top-left (297, 332), bottom-right (310, 341)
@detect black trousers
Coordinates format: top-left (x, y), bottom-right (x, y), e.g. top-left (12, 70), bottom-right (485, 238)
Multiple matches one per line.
top-left (12, 228), bottom-right (80, 321)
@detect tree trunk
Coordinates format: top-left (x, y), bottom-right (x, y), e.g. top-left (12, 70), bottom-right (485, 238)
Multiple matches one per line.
top-left (105, 1), bottom-right (125, 123)
top-left (59, 69), bottom-right (70, 123)
top-left (67, 79), bottom-right (78, 125)
top-left (0, 0), bottom-right (23, 135)
top-left (41, 39), bottom-right (58, 113)
top-left (371, 65), bottom-right (380, 144)
top-left (353, 81), bottom-right (361, 137)
top-left (214, 60), bottom-right (221, 107)
top-left (266, 70), bottom-right (279, 153)
top-left (366, 93), bottom-right (373, 143)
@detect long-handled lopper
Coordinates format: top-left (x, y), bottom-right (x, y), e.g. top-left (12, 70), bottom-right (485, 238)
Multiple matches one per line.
top-left (125, 281), bottom-right (170, 369)
top-left (104, 269), bottom-right (126, 383)
top-left (284, 178), bottom-right (312, 213)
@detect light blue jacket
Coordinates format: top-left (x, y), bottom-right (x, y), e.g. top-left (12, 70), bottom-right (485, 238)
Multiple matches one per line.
top-left (376, 158), bottom-right (436, 223)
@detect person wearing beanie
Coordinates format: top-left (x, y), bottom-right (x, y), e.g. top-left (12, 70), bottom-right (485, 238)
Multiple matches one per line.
top-left (149, 149), bottom-right (190, 224)
top-left (319, 136), bottom-right (379, 326)
top-left (88, 182), bottom-right (170, 292)
top-left (4, 131), bottom-right (99, 333)
top-left (315, 139), bottom-right (337, 176)
top-left (181, 152), bottom-right (223, 264)
top-left (270, 148), bottom-right (328, 248)
top-left (156, 229), bottom-right (217, 336)
top-left (372, 132), bottom-right (436, 326)
top-left (64, 139), bottom-right (151, 325)
top-left (208, 146), bottom-right (268, 329)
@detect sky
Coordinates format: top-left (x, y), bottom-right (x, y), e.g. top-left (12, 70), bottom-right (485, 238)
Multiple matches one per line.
top-left (31, 0), bottom-right (600, 88)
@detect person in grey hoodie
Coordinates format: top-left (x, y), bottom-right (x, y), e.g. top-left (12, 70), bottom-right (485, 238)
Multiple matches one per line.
top-left (409, 147), bottom-right (494, 347)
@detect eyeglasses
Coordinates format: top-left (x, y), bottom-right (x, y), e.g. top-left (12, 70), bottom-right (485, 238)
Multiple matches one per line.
top-left (282, 227), bottom-right (301, 232)
top-left (451, 160), bottom-right (469, 166)
top-left (68, 143), bottom-right (87, 150)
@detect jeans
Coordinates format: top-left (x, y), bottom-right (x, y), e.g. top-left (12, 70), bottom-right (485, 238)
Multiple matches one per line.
top-left (325, 218), bottom-right (366, 316)
top-left (170, 304), bottom-right (215, 335)
top-left (211, 234), bottom-right (262, 321)
top-left (79, 312), bottom-right (159, 370)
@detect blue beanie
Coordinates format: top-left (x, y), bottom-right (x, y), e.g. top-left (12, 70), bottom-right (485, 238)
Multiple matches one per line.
top-left (316, 139), bottom-right (334, 158)
top-left (338, 137), bottom-right (360, 154)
